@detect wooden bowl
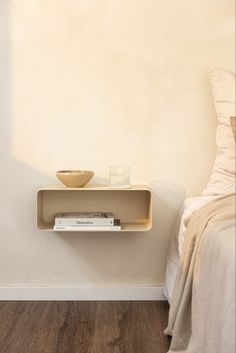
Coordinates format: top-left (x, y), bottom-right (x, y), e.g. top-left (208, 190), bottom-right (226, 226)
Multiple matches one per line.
top-left (56, 170), bottom-right (94, 188)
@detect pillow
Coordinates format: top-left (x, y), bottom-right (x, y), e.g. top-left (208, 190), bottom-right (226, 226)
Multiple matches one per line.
top-left (202, 68), bottom-right (235, 196)
top-left (230, 116), bottom-right (236, 142)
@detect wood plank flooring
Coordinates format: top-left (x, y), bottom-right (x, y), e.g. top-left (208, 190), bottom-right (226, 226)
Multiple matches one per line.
top-left (0, 301), bottom-right (170, 353)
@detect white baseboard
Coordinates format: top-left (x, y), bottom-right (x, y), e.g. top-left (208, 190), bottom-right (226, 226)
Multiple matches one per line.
top-left (0, 286), bottom-right (166, 301)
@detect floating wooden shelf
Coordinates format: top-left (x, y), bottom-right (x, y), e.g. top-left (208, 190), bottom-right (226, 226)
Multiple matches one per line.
top-left (37, 185), bottom-right (152, 232)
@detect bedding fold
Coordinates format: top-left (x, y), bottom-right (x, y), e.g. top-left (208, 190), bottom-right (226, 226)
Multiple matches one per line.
top-left (165, 193), bottom-right (235, 353)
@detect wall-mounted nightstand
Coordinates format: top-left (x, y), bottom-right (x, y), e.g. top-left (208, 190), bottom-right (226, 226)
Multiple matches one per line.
top-left (37, 185), bottom-right (152, 232)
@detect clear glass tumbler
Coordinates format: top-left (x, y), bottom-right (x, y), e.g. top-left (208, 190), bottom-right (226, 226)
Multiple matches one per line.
top-left (109, 166), bottom-right (130, 188)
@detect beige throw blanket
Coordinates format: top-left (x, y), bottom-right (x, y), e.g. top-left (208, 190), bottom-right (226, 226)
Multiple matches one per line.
top-left (165, 194), bottom-right (235, 353)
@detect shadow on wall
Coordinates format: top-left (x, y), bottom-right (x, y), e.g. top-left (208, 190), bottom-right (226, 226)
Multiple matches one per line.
top-left (54, 181), bottom-right (185, 285)
top-left (0, 0), bottom-right (108, 231)
top-left (0, 0), bottom-right (53, 237)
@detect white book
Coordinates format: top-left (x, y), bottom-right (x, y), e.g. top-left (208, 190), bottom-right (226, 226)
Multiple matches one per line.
top-left (55, 212), bottom-right (114, 226)
top-left (54, 219), bottom-right (121, 231)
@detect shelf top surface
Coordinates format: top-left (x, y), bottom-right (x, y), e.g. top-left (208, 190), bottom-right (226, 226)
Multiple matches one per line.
top-left (38, 184), bottom-right (151, 192)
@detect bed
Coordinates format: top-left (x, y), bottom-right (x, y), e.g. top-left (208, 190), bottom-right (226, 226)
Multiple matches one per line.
top-left (164, 194), bottom-right (235, 353)
top-left (163, 68), bottom-right (235, 353)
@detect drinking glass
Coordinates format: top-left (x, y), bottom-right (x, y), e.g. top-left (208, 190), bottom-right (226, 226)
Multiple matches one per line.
top-left (109, 166), bottom-right (130, 188)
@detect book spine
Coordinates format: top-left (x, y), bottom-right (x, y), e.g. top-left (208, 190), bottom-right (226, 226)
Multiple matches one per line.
top-left (55, 218), bottom-right (114, 226)
top-left (53, 225), bottom-right (121, 231)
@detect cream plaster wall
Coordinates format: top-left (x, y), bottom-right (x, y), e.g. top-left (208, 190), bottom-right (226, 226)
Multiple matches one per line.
top-left (0, 0), bottom-right (235, 288)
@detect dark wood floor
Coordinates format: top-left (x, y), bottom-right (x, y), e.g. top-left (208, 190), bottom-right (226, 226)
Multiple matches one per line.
top-left (0, 301), bottom-right (170, 353)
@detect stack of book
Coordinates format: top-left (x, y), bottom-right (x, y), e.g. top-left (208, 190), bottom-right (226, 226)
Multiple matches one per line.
top-left (53, 212), bottom-right (121, 231)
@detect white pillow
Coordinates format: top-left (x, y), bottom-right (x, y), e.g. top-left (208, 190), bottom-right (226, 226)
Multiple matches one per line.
top-left (203, 68), bottom-right (235, 196)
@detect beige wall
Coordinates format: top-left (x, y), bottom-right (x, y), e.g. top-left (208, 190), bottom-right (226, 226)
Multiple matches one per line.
top-left (0, 0), bottom-right (235, 288)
